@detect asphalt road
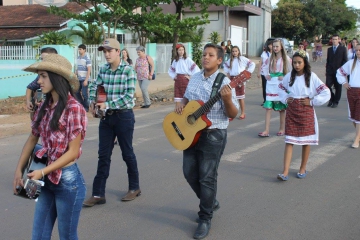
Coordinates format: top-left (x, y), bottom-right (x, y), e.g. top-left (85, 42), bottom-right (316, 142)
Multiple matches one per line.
top-left (1, 52), bottom-right (360, 240)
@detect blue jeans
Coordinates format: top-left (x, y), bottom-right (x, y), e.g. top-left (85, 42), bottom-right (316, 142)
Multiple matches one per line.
top-left (92, 110), bottom-right (139, 197)
top-left (183, 129), bottom-right (227, 221)
top-left (32, 163), bottom-right (86, 240)
top-left (76, 81), bottom-right (89, 111)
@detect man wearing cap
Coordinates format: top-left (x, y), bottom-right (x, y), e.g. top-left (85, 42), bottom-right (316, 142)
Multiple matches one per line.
top-left (83, 38), bottom-right (141, 207)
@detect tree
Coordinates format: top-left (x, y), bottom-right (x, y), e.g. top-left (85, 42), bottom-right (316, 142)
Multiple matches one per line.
top-left (208, 31), bottom-right (222, 44)
top-left (50, 0), bottom-right (157, 40)
top-left (156, 0), bottom-right (251, 58)
top-left (272, 0), bottom-right (358, 41)
top-left (272, 1), bottom-right (315, 42)
top-left (33, 31), bottom-right (74, 49)
top-left (70, 22), bottom-right (103, 44)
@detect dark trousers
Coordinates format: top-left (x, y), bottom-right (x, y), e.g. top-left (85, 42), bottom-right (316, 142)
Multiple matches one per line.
top-left (92, 110), bottom-right (139, 197)
top-left (326, 73), bottom-right (342, 104)
top-left (261, 75), bottom-right (267, 103)
top-left (75, 81), bottom-right (89, 111)
top-left (183, 129), bottom-right (227, 221)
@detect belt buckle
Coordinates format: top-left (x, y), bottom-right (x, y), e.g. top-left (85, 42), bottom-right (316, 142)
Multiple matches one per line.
top-left (107, 109), bottom-right (113, 115)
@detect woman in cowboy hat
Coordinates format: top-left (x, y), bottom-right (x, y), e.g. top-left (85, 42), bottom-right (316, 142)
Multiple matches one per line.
top-left (13, 54), bottom-right (87, 240)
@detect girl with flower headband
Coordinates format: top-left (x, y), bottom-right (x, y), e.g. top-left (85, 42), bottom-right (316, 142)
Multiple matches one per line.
top-left (168, 43), bottom-right (200, 107)
top-left (259, 39), bottom-right (292, 137)
top-left (13, 54), bottom-right (87, 239)
top-left (224, 45), bottom-right (255, 120)
top-left (276, 50), bottom-right (330, 181)
top-left (337, 44), bottom-right (360, 148)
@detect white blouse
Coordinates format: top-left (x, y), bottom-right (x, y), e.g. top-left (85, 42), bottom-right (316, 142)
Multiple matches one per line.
top-left (168, 57), bottom-right (200, 79)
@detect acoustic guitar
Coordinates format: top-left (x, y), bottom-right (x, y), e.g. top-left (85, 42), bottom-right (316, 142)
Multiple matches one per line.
top-left (15, 144), bottom-right (47, 199)
top-left (163, 70), bottom-right (251, 150)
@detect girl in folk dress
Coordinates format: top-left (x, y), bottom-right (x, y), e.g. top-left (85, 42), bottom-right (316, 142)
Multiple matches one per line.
top-left (257, 41), bottom-right (273, 105)
top-left (337, 44), bottom-right (360, 148)
top-left (347, 38), bottom-right (358, 61)
top-left (259, 39), bottom-right (292, 137)
top-left (168, 44), bottom-right (200, 108)
top-left (224, 46), bottom-right (255, 119)
top-left (13, 54), bottom-right (87, 239)
top-left (277, 50), bottom-right (330, 181)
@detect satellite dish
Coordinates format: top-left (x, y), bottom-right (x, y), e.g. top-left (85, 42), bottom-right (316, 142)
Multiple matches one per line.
top-left (33, 0), bottom-right (69, 7)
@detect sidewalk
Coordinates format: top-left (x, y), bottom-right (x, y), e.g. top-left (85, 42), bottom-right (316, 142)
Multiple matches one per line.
top-left (135, 56), bottom-right (263, 101)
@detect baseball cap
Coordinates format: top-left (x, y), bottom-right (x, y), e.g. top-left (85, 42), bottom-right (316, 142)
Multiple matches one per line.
top-left (98, 38), bottom-right (120, 51)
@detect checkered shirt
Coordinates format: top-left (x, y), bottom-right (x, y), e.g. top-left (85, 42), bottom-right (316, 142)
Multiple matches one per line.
top-left (89, 60), bottom-right (136, 109)
top-left (184, 70), bottom-right (239, 129)
top-left (31, 95), bottom-right (87, 184)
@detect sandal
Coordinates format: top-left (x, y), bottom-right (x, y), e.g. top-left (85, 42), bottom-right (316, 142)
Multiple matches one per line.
top-left (258, 132), bottom-right (270, 137)
top-left (276, 132), bottom-right (285, 136)
top-left (296, 171), bottom-right (307, 179)
top-left (277, 174), bottom-right (288, 181)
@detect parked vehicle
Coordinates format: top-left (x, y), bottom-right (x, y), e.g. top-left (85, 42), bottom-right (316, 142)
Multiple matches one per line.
top-left (265, 38), bottom-right (293, 56)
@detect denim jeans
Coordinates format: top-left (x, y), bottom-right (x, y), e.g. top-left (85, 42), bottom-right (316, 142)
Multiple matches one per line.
top-left (92, 110), bottom-right (139, 197)
top-left (32, 163), bottom-right (86, 240)
top-left (183, 129), bottom-right (227, 221)
top-left (75, 81), bottom-right (89, 111)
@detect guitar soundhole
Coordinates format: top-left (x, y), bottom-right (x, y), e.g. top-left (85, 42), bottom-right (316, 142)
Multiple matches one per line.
top-left (187, 115), bottom-right (196, 125)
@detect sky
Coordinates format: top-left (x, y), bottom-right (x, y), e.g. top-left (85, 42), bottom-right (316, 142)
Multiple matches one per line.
top-left (271, 0), bottom-right (360, 9)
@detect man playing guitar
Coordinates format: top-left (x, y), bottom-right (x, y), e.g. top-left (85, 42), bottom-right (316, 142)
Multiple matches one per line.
top-left (175, 43), bottom-right (239, 239)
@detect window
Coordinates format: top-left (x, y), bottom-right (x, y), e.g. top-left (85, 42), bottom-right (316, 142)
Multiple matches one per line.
top-left (117, 34), bottom-right (125, 44)
top-left (0, 0), bottom-right (3, 6)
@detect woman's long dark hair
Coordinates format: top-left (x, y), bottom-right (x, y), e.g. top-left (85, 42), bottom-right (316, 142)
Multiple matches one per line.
top-left (34, 71), bottom-right (74, 131)
top-left (289, 52), bottom-right (312, 87)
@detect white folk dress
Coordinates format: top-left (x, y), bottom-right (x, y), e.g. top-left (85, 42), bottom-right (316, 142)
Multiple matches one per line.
top-left (278, 72), bottom-right (330, 145)
top-left (336, 59), bottom-right (360, 123)
top-left (262, 56), bottom-right (292, 101)
top-left (168, 57), bottom-right (200, 80)
top-left (223, 56), bottom-right (255, 99)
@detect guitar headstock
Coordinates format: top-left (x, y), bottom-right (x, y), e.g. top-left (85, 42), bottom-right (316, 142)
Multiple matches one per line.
top-left (229, 70), bottom-right (251, 88)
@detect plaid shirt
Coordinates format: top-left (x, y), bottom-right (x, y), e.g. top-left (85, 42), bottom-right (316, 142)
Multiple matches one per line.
top-left (184, 70), bottom-right (239, 129)
top-left (31, 95), bottom-right (87, 184)
top-left (26, 76), bottom-right (40, 91)
top-left (89, 60), bottom-right (136, 110)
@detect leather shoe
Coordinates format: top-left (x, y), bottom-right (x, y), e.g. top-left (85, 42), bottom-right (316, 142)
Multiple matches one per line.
top-left (193, 220), bottom-right (211, 239)
top-left (327, 101), bottom-right (333, 107)
top-left (196, 200), bottom-right (220, 223)
top-left (83, 196), bottom-right (106, 207)
top-left (331, 103), bottom-right (338, 108)
top-left (121, 189), bottom-right (141, 201)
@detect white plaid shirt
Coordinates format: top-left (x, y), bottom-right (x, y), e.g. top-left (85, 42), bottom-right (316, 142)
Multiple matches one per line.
top-left (184, 70), bottom-right (239, 129)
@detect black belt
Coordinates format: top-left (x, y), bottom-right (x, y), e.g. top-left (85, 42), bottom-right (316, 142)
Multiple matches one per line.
top-left (106, 109), bottom-right (132, 115)
top-left (203, 128), bottom-right (219, 132)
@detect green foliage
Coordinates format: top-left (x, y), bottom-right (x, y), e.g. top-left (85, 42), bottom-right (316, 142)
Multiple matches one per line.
top-left (70, 23), bottom-right (103, 44)
top-left (33, 31), bottom-right (74, 49)
top-left (208, 31), bottom-right (222, 44)
top-left (272, 0), bottom-right (358, 41)
top-left (190, 27), bottom-right (205, 67)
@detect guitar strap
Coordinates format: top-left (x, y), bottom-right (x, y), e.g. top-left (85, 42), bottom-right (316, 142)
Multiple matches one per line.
top-left (210, 73), bottom-right (226, 98)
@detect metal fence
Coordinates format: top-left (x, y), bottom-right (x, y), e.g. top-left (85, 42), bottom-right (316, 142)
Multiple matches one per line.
top-left (1, 43), bottom-right (194, 78)
top-left (0, 46), bottom-right (40, 60)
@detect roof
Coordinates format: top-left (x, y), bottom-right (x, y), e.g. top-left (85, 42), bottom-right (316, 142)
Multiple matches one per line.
top-left (0, 2), bottom-right (88, 40)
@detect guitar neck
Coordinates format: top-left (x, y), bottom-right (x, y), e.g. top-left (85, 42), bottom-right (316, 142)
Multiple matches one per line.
top-left (192, 93), bottom-right (222, 120)
top-left (190, 70), bottom-right (251, 121)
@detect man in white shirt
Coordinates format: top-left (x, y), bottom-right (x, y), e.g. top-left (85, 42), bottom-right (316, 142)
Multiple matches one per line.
top-left (76, 44), bottom-right (91, 112)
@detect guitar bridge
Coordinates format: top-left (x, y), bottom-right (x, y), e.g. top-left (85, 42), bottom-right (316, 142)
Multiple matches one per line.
top-left (171, 122), bottom-right (185, 141)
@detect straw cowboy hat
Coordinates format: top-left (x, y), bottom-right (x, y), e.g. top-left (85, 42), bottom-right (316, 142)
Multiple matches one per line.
top-left (23, 54), bottom-right (79, 92)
